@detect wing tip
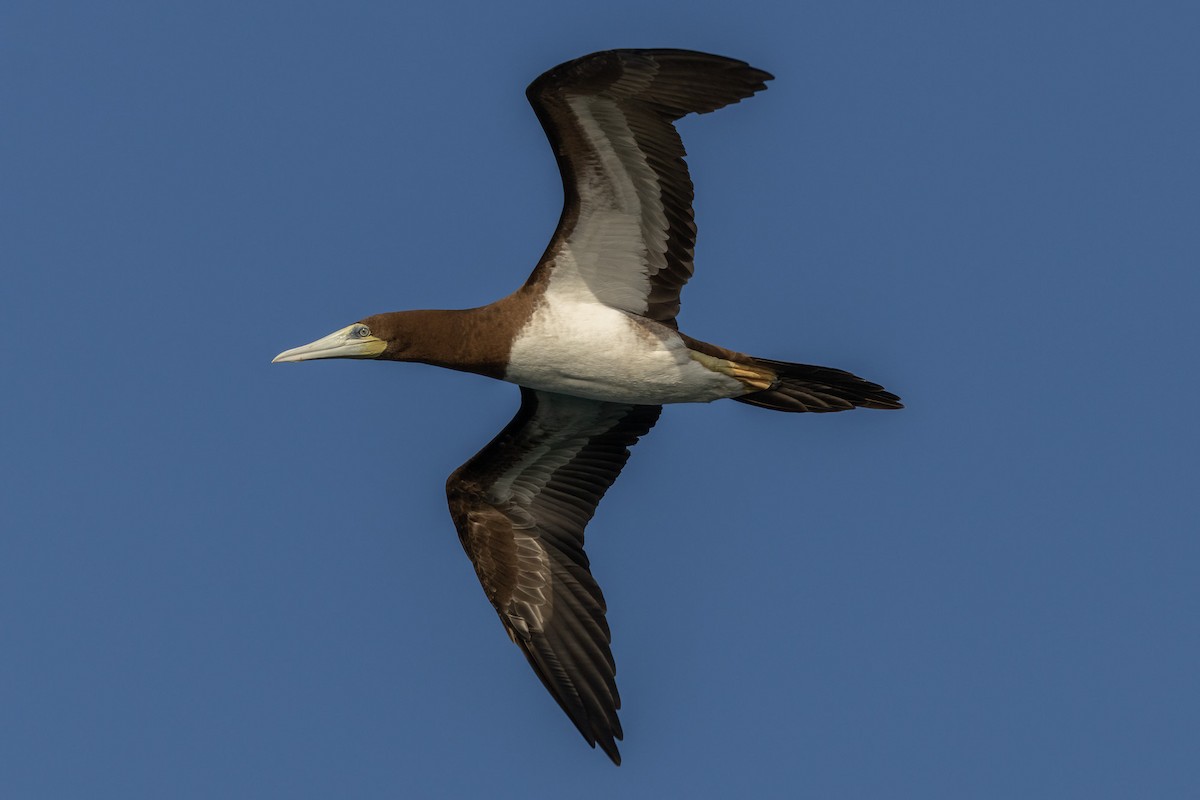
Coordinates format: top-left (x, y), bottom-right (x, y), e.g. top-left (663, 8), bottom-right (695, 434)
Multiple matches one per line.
top-left (597, 735), bottom-right (623, 765)
top-left (527, 47), bottom-right (774, 110)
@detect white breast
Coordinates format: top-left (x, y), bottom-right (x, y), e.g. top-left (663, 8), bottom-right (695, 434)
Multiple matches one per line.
top-left (504, 295), bottom-right (744, 405)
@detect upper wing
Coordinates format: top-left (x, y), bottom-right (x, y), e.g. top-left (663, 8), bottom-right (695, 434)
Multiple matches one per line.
top-left (446, 388), bottom-right (662, 764)
top-left (524, 49), bottom-right (772, 327)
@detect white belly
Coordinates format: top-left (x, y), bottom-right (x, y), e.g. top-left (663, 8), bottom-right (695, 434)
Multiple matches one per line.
top-left (504, 299), bottom-right (744, 405)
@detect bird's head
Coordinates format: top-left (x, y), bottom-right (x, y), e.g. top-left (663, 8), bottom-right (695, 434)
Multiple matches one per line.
top-left (271, 313), bottom-right (415, 363)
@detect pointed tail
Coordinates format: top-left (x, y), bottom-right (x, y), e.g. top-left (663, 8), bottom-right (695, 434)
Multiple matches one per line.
top-left (733, 356), bottom-right (903, 413)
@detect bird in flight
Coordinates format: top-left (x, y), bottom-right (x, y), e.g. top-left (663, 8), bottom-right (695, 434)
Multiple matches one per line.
top-left (273, 48), bottom-right (901, 764)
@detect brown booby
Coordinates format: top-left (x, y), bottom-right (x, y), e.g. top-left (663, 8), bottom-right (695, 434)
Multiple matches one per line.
top-left (273, 49), bottom-right (901, 764)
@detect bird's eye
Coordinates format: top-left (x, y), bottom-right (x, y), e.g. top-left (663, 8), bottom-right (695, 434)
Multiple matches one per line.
top-left (354, 325), bottom-right (370, 338)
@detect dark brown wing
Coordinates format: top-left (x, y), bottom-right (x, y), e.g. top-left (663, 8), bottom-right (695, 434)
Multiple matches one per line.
top-left (446, 388), bottom-right (662, 764)
top-left (524, 49), bottom-right (772, 327)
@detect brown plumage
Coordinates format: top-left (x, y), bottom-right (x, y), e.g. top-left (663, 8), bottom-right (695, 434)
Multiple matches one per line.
top-left (524, 49), bottom-right (772, 326)
top-left (273, 49), bottom-right (901, 766)
top-left (447, 390), bottom-right (661, 764)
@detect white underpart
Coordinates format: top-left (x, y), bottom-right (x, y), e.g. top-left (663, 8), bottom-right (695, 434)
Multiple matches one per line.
top-left (506, 294), bottom-right (744, 404)
top-left (506, 92), bottom-right (738, 404)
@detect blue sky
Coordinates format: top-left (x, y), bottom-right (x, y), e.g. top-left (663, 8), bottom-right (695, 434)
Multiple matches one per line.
top-left (3, 1), bottom-right (1198, 797)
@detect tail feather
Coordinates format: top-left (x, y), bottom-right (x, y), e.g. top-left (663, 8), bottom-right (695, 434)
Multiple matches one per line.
top-left (733, 357), bottom-right (903, 413)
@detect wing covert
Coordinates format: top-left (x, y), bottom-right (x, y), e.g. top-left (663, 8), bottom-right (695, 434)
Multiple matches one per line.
top-left (446, 388), bottom-right (661, 764)
top-left (524, 49), bottom-right (772, 327)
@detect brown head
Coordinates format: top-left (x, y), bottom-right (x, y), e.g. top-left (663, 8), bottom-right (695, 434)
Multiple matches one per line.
top-left (272, 312), bottom-right (422, 364)
top-left (271, 308), bottom-right (511, 377)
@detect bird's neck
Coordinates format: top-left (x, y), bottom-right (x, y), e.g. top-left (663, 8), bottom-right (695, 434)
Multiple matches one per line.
top-left (383, 299), bottom-right (528, 380)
